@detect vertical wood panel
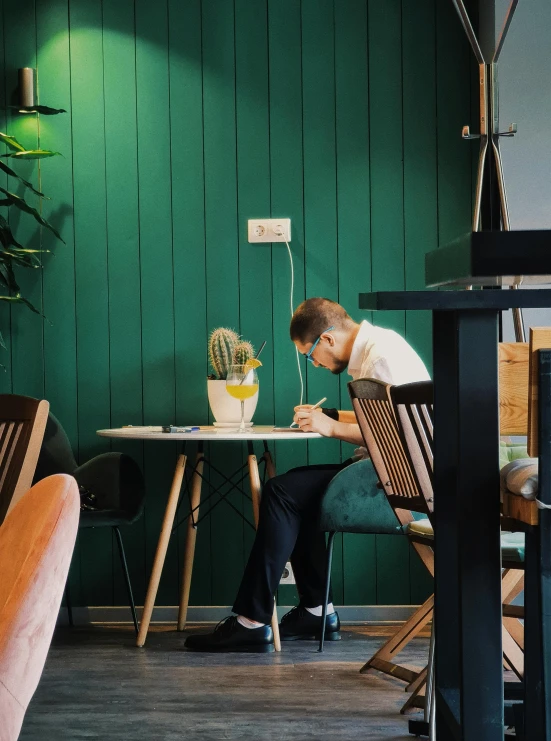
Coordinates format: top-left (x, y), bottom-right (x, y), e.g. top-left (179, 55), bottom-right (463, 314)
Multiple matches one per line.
top-left (335, 0), bottom-right (375, 606)
top-left (6, 0), bottom-right (43, 399)
top-left (235, 0), bottom-right (272, 565)
top-left (437, 0), bottom-right (473, 246)
top-left (103, 0), bottom-right (146, 605)
top-left (37, 0), bottom-right (80, 602)
top-left (0, 0), bottom-right (13, 393)
top-left (368, 0), bottom-right (410, 605)
top-left (403, 0), bottom-right (436, 373)
top-left (368, 0), bottom-right (405, 336)
top-left (402, 0), bottom-right (438, 604)
top-left (169, 0), bottom-right (211, 608)
top-left (301, 0), bottom-right (340, 469)
top-left (268, 0), bottom-right (307, 607)
top-left (135, 0), bottom-right (178, 606)
top-left (69, 0), bottom-right (112, 607)
top-left (202, 0), bottom-right (244, 605)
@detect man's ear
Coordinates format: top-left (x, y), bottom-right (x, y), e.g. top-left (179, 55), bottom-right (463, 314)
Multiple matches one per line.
top-left (323, 332), bottom-right (336, 347)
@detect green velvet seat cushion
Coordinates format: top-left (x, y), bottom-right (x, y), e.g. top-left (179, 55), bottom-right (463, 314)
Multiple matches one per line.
top-left (499, 439), bottom-right (529, 469)
top-left (319, 459), bottom-right (401, 535)
top-left (319, 441), bottom-right (534, 538)
top-left (405, 519), bottom-right (525, 563)
top-left (500, 531), bottom-right (526, 563)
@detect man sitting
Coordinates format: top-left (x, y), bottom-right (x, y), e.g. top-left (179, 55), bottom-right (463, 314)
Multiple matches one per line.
top-left (185, 297), bottom-right (430, 651)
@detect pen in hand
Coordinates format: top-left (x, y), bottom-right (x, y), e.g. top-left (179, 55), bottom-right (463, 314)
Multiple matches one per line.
top-left (290, 396), bottom-right (327, 428)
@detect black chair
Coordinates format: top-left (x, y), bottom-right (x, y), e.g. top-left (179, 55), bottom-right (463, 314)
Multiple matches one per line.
top-left (33, 413), bottom-right (145, 634)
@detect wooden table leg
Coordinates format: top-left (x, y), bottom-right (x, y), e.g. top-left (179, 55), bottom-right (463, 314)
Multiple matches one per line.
top-left (178, 448), bottom-right (204, 631)
top-left (136, 452), bottom-right (187, 648)
top-left (247, 442), bottom-right (281, 652)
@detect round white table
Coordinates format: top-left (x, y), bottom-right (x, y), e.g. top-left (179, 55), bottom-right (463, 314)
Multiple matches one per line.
top-left (97, 426), bottom-right (321, 648)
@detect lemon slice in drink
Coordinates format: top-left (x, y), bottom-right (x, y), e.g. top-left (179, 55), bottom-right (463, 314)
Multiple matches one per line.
top-left (244, 358), bottom-right (262, 372)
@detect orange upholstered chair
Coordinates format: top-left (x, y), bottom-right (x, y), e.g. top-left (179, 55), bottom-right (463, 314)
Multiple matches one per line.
top-left (0, 474), bottom-right (79, 741)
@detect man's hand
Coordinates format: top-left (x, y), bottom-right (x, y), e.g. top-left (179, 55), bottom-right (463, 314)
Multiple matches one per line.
top-left (293, 407), bottom-right (336, 437)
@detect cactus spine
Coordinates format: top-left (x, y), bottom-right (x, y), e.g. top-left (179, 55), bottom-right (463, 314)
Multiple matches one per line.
top-left (208, 328), bottom-right (239, 380)
top-left (233, 341), bottom-right (255, 367)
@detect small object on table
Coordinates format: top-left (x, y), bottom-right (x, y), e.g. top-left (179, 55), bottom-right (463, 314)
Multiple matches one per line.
top-left (162, 426), bottom-right (200, 433)
top-left (273, 427), bottom-right (309, 433)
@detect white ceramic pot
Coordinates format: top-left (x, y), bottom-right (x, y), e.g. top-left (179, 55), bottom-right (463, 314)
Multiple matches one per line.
top-left (207, 379), bottom-right (258, 424)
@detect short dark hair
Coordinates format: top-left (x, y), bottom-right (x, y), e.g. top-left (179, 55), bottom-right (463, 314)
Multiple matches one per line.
top-left (289, 298), bottom-right (354, 343)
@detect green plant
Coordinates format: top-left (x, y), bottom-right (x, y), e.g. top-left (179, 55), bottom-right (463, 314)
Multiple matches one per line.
top-left (232, 341), bottom-right (254, 366)
top-left (0, 128), bottom-right (64, 347)
top-left (208, 327), bottom-right (239, 380)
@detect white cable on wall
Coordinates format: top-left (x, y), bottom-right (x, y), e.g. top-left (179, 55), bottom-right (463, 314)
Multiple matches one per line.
top-left (273, 223), bottom-right (304, 409)
top-left (283, 238), bottom-right (304, 407)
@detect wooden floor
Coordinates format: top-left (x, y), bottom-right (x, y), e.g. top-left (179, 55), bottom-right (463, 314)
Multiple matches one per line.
top-left (21, 624), bottom-right (429, 741)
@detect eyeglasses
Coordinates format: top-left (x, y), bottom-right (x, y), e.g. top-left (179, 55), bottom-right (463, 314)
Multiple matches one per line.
top-left (304, 326), bottom-right (334, 364)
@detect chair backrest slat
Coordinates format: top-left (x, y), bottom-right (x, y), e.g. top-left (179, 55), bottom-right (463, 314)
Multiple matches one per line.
top-left (389, 383), bottom-right (434, 512)
top-left (499, 342), bottom-right (529, 436)
top-left (0, 422), bottom-right (15, 481)
top-left (0, 422), bottom-right (23, 492)
top-left (0, 395), bottom-right (49, 524)
top-left (348, 379), bottom-right (431, 523)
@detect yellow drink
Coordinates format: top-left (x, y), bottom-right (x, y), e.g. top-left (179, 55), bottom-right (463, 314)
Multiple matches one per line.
top-left (226, 384), bottom-right (258, 401)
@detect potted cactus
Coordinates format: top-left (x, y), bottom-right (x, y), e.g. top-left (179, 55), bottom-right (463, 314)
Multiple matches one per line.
top-left (207, 328), bottom-right (259, 425)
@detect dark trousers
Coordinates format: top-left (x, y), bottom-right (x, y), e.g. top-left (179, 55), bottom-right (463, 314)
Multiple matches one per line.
top-left (232, 461), bottom-right (350, 624)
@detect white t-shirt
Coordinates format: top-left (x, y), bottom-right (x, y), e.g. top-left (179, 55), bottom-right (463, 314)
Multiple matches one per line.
top-left (346, 320), bottom-right (430, 458)
top-left (347, 320), bottom-right (430, 384)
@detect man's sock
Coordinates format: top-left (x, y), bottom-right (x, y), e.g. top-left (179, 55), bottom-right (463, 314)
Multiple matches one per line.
top-left (305, 603), bottom-right (335, 617)
top-left (237, 615), bottom-right (266, 629)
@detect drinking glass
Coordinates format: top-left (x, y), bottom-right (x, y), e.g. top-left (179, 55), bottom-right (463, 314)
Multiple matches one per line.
top-left (225, 364), bottom-right (259, 432)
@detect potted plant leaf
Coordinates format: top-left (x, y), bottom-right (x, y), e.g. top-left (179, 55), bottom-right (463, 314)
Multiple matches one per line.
top-left (0, 127), bottom-right (65, 350)
top-left (207, 327), bottom-right (259, 426)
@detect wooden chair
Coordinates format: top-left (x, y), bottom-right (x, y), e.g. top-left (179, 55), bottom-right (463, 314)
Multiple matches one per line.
top-left (348, 378), bottom-right (526, 716)
top-left (319, 443), bottom-right (434, 701)
top-left (318, 458), bottom-right (433, 695)
top-left (498, 328), bottom-right (551, 739)
top-left (0, 395), bottom-right (49, 526)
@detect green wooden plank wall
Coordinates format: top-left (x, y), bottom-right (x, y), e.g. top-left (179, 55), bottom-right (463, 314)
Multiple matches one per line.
top-left (0, 0), bottom-right (473, 608)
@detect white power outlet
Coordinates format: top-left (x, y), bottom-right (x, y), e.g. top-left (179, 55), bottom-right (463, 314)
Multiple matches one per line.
top-left (279, 561), bottom-right (296, 585)
top-left (248, 218), bottom-right (291, 243)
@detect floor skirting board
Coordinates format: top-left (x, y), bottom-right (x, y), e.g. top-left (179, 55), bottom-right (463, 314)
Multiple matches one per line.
top-left (57, 605), bottom-right (419, 626)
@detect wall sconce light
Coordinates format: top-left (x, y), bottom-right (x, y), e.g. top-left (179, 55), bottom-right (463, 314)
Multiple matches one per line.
top-left (18, 67), bottom-right (36, 113)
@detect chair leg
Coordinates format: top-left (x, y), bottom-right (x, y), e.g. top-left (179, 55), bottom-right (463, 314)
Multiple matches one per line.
top-left (65, 583), bottom-right (74, 627)
top-left (113, 526), bottom-right (139, 635)
top-left (360, 594), bottom-right (433, 683)
top-left (400, 675), bottom-right (426, 714)
top-left (318, 531), bottom-right (336, 653)
top-left (426, 620), bottom-right (436, 741)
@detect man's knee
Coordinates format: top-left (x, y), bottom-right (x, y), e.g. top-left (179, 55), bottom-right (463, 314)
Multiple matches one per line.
top-left (261, 473), bottom-right (296, 510)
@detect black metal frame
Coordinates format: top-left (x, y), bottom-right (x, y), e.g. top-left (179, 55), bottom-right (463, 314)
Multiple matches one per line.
top-left (318, 531), bottom-right (336, 652)
top-left (433, 308), bottom-right (504, 740)
top-left (113, 526), bottom-right (139, 635)
top-left (522, 348), bottom-right (551, 740)
top-left (171, 440), bottom-right (273, 534)
top-left (64, 525), bottom-right (139, 636)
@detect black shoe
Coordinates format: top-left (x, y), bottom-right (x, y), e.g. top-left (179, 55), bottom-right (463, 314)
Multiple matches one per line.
top-left (184, 616), bottom-right (274, 652)
top-left (279, 605), bottom-right (341, 641)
